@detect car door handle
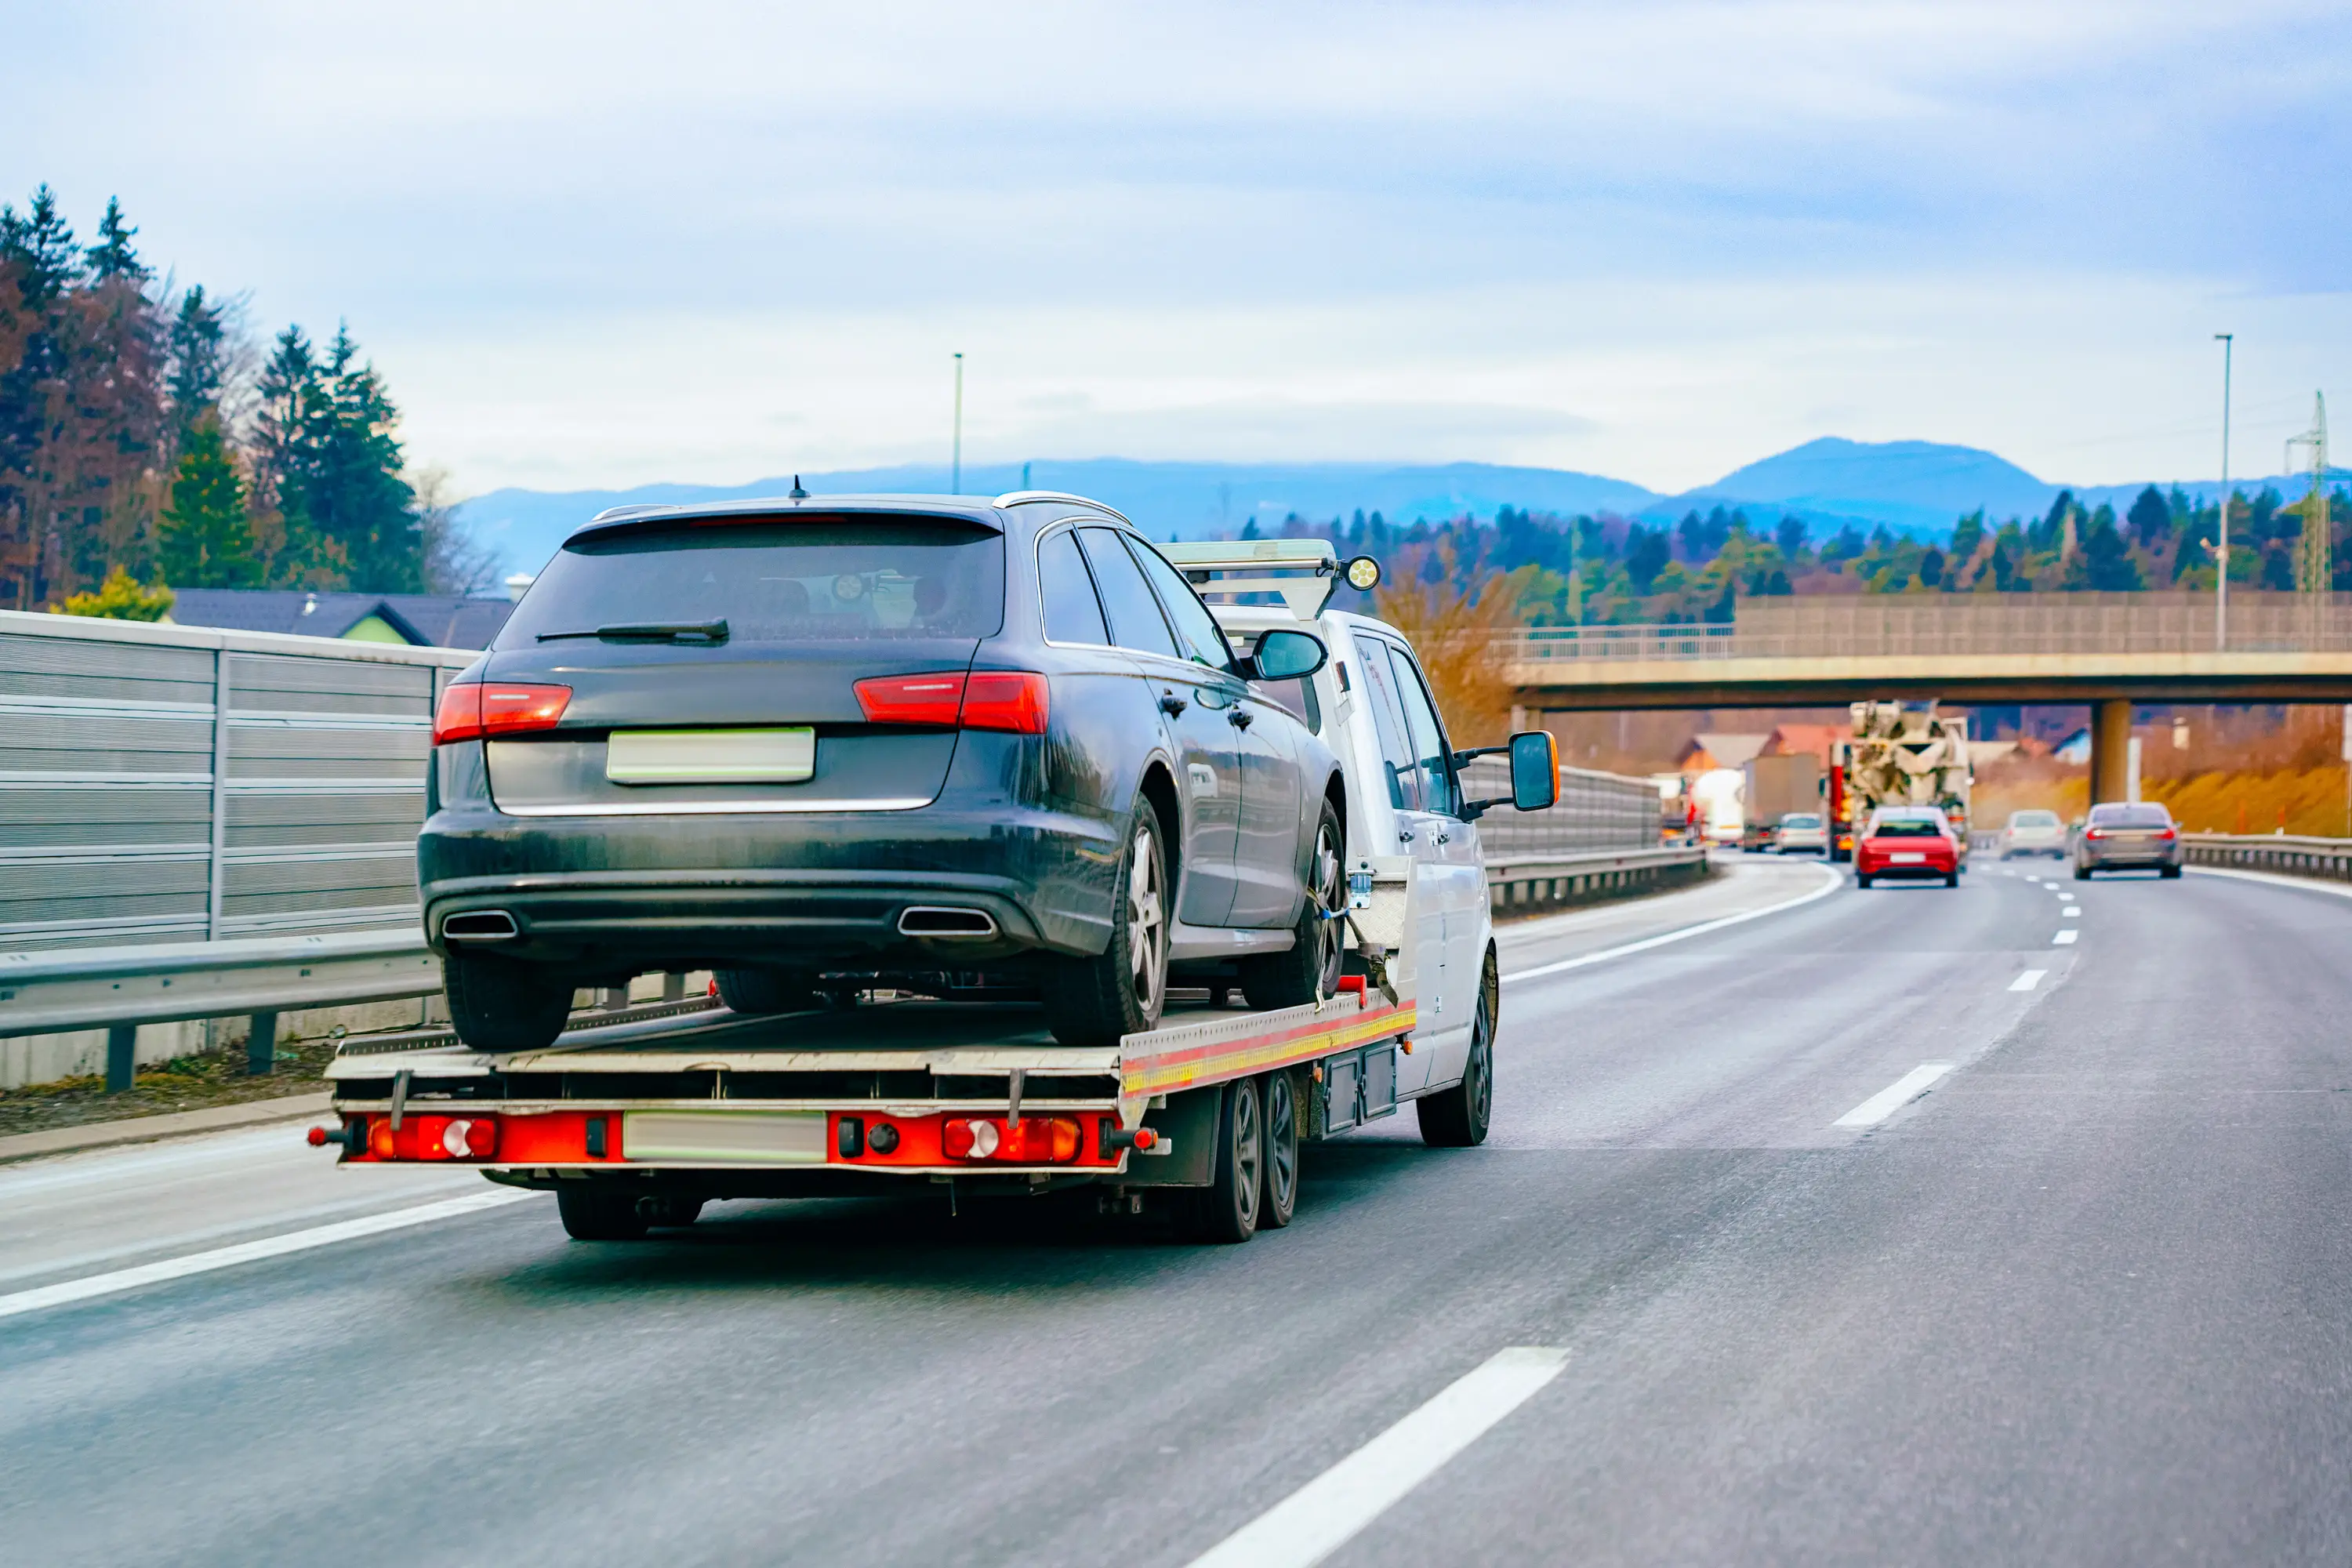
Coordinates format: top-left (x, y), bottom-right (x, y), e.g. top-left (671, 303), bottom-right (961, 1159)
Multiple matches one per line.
top-left (1434, 829), bottom-right (1451, 844)
top-left (1158, 693), bottom-right (1187, 717)
top-left (1229, 710), bottom-right (1252, 730)
top-left (1397, 829), bottom-right (1415, 844)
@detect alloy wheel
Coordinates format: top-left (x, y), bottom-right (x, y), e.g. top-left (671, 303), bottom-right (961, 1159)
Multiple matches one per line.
top-left (1232, 1080), bottom-right (1263, 1227)
top-left (1127, 822), bottom-right (1167, 1016)
top-left (1308, 821), bottom-right (1344, 998)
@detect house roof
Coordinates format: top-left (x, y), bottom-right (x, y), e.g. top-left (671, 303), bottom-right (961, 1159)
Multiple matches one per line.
top-left (1763, 724), bottom-right (1843, 764)
top-left (1686, 731), bottom-right (1772, 770)
top-left (166, 590), bottom-right (514, 649)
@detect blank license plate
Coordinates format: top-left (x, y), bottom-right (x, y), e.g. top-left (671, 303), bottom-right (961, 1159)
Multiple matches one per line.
top-left (622, 1110), bottom-right (828, 1163)
top-left (607, 728), bottom-right (815, 784)
top-left (1890, 851), bottom-right (1926, 863)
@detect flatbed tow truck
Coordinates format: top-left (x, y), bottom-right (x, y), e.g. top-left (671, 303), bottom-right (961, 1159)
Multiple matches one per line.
top-left (312, 536), bottom-right (1555, 1242)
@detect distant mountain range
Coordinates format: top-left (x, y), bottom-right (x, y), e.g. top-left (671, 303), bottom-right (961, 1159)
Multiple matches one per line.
top-left (453, 439), bottom-right (2313, 579)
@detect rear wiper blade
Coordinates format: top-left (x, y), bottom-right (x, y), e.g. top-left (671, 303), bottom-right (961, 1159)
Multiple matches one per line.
top-left (537, 619), bottom-right (730, 644)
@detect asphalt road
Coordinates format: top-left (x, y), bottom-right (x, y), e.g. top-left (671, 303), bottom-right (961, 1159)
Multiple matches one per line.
top-left (5, 855), bottom-right (2351, 1566)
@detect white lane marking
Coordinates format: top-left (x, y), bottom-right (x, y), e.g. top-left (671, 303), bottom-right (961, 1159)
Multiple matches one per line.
top-left (0, 1188), bottom-right (535, 1321)
top-left (2187, 865), bottom-right (2352, 900)
top-left (1185, 1346), bottom-right (1570, 1568)
top-left (1834, 1062), bottom-right (1955, 1128)
top-left (1504, 863), bottom-right (1840, 984)
top-left (2053, 929), bottom-right (2078, 945)
top-left (2061, 907), bottom-right (2080, 917)
top-left (2009, 969), bottom-right (2047, 992)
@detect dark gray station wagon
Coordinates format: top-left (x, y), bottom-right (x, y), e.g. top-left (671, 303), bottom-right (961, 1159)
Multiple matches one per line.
top-left (422, 491), bottom-right (1345, 1051)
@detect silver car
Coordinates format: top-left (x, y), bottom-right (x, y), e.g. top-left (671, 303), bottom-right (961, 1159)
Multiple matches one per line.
top-left (1773, 812), bottom-right (1828, 854)
top-left (1999, 808), bottom-right (2067, 858)
top-left (2073, 802), bottom-right (2183, 879)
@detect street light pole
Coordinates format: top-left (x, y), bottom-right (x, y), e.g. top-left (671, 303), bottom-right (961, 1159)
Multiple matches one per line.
top-left (2216, 332), bottom-right (2233, 651)
top-left (951, 352), bottom-right (964, 495)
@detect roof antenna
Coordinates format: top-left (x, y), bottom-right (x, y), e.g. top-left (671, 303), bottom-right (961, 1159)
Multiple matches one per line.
top-left (789, 475), bottom-right (808, 499)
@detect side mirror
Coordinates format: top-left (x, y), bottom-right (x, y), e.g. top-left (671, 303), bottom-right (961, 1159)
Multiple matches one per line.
top-left (1508, 730), bottom-right (1557, 811)
top-left (1246, 628), bottom-right (1327, 681)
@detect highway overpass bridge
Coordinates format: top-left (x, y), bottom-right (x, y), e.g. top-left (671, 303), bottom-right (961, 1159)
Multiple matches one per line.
top-left (1501, 590), bottom-right (2352, 802)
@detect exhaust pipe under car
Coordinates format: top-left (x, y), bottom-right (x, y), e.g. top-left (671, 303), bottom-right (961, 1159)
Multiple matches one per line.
top-left (896, 906), bottom-right (999, 938)
top-left (441, 909), bottom-right (520, 941)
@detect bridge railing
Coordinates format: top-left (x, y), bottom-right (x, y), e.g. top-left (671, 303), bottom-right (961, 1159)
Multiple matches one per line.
top-left (1497, 591), bottom-right (2352, 665)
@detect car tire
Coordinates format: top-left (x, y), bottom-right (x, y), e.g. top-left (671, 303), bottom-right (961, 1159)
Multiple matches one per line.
top-left (1044, 796), bottom-right (1170, 1049)
top-left (445, 951), bottom-right (574, 1053)
top-left (1945, 871), bottom-right (1960, 887)
top-left (714, 968), bottom-right (821, 1015)
top-left (638, 1192), bottom-right (704, 1229)
top-left (1239, 798), bottom-right (1345, 1010)
top-left (557, 1184), bottom-right (649, 1241)
top-left (1183, 1078), bottom-right (1263, 1243)
top-left (1856, 873), bottom-right (1873, 888)
top-left (2160, 864), bottom-right (2183, 880)
top-left (2074, 864), bottom-right (2091, 880)
top-left (1259, 1071), bottom-right (1301, 1229)
top-left (1418, 950), bottom-right (1496, 1148)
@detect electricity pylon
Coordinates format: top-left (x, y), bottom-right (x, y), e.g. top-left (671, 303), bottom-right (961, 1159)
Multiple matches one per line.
top-left (2285, 394), bottom-right (2332, 651)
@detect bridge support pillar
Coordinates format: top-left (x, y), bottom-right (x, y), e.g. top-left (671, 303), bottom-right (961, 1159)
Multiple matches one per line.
top-left (2089, 699), bottom-right (2133, 805)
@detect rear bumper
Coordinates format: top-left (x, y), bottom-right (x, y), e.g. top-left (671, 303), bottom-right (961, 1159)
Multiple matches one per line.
top-left (419, 802), bottom-right (1120, 971)
top-left (1857, 859), bottom-right (1956, 879)
top-left (2080, 844), bottom-right (2183, 869)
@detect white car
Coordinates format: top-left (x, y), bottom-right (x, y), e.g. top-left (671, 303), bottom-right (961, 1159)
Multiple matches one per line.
top-left (1999, 808), bottom-right (2067, 858)
top-left (1773, 812), bottom-right (1828, 854)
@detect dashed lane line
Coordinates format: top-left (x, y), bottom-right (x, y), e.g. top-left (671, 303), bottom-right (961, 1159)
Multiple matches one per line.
top-left (0, 1188), bottom-right (536, 1322)
top-left (2053, 929), bottom-right (2078, 945)
top-left (2009, 969), bottom-right (2047, 992)
top-left (1834, 1063), bottom-right (1956, 1128)
top-left (1184, 1347), bottom-right (1570, 1568)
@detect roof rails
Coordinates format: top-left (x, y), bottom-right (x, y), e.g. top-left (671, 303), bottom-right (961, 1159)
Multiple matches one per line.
top-left (993, 490), bottom-right (1134, 527)
top-left (1160, 539), bottom-right (1338, 620)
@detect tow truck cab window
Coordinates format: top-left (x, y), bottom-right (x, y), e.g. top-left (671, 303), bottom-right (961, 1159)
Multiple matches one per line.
top-left (1037, 528), bottom-right (1109, 645)
top-left (1385, 644), bottom-right (1461, 818)
top-left (1076, 528), bottom-right (1180, 659)
top-left (1352, 633), bottom-right (1422, 812)
top-left (1130, 539), bottom-right (1236, 670)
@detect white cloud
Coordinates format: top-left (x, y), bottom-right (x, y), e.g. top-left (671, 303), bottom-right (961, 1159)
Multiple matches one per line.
top-left (8, 0), bottom-right (2350, 495)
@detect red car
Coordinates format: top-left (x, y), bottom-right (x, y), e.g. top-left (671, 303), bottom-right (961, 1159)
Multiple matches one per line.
top-left (1853, 807), bottom-right (1961, 888)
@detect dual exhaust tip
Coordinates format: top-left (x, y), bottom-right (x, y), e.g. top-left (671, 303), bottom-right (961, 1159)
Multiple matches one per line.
top-left (441, 906), bottom-right (997, 942)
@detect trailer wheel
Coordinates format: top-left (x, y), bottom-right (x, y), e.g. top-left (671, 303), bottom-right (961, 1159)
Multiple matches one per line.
top-left (1259, 1071), bottom-right (1300, 1229)
top-left (1418, 951), bottom-right (1496, 1148)
top-left (714, 968), bottom-right (821, 1014)
top-left (1045, 797), bottom-right (1170, 1048)
top-left (445, 951), bottom-right (573, 1053)
top-left (557, 1184), bottom-right (649, 1241)
top-left (1184, 1077), bottom-right (1263, 1243)
top-left (1239, 800), bottom-right (1345, 1010)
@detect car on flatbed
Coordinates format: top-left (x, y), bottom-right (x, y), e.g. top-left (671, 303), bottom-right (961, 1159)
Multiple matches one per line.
top-left (322, 519), bottom-right (1559, 1246)
top-left (423, 492), bottom-right (1349, 1053)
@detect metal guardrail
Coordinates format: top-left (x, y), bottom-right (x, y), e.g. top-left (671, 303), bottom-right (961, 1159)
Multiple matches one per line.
top-left (2182, 833), bottom-right (2352, 881)
top-left (1461, 758), bottom-right (1657, 857)
top-left (1496, 591), bottom-right (2352, 665)
top-left (0, 930), bottom-right (442, 1089)
top-left (1486, 844), bottom-right (1708, 909)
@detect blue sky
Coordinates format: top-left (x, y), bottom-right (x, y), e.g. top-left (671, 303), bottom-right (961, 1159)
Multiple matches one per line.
top-left (8, 1), bottom-right (2350, 496)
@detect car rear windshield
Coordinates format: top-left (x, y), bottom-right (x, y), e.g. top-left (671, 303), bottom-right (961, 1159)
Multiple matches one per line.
top-left (2089, 804), bottom-right (2172, 828)
top-left (499, 517), bottom-right (1006, 646)
top-left (2011, 811), bottom-right (2060, 827)
top-left (1782, 815), bottom-right (1821, 828)
top-left (1870, 817), bottom-right (1944, 837)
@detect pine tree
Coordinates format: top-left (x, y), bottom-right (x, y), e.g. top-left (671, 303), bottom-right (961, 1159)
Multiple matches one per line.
top-left (166, 285), bottom-right (228, 436)
top-left (2125, 485), bottom-right (2169, 549)
top-left (84, 197), bottom-right (148, 284)
top-left (158, 413), bottom-right (258, 586)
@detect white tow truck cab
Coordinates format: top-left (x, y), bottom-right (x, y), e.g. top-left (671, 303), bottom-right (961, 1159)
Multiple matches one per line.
top-left (317, 539), bottom-right (1559, 1244)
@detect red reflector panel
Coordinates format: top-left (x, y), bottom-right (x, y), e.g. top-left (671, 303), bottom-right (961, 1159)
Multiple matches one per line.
top-left (856, 673), bottom-right (967, 726)
top-left (433, 683), bottom-right (571, 743)
top-left (942, 1116), bottom-right (1080, 1163)
top-left (960, 672), bottom-right (1049, 735)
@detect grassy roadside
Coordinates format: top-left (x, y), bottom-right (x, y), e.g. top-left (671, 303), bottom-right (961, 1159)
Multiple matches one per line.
top-left (0, 1036), bottom-right (340, 1142)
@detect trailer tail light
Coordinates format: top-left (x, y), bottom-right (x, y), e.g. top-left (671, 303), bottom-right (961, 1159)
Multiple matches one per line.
top-left (358, 1114), bottom-right (500, 1161)
top-left (433, 683), bottom-right (571, 743)
top-left (442, 1118), bottom-right (499, 1159)
top-left (855, 672), bottom-right (1050, 734)
top-left (942, 1116), bottom-right (1080, 1163)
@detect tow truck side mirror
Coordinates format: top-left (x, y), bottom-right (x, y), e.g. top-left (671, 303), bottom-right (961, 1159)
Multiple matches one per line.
top-left (1508, 730), bottom-right (1557, 811)
top-left (1243, 628), bottom-right (1327, 682)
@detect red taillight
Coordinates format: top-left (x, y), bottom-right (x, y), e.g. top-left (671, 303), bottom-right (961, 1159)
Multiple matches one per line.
top-left (2085, 828), bottom-right (2107, 839)
top-left (433, 682), bottom-right (571, 743)
top-left (854, 671), bottom-right (1050, 735)
top-left (2154, 827), bottom-right (2176, 840)
top-left (942, 1116), bottom-right (1080, 1163)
